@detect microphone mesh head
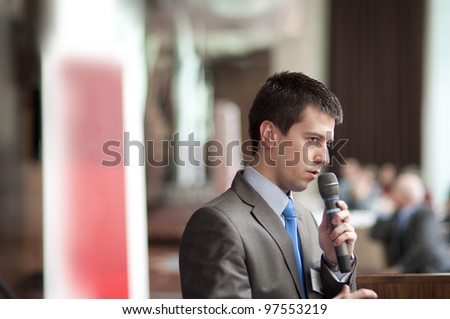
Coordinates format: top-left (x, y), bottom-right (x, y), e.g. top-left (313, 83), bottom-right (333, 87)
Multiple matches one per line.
top-left (318, 172), bottom-right (339, 198)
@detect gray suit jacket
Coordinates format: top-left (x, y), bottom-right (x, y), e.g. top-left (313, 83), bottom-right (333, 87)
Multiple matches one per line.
top-left (371, 205), bottom-right (450, 273)
top-left (179, 171), bottom-right (357, 298)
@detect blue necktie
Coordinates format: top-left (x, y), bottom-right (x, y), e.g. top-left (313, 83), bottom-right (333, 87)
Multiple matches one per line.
top-left (283, 198), bottom-right (308, 298)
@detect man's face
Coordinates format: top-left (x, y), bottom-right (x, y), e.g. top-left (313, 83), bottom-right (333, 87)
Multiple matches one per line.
top-left (268, 105), bottom-right (335, 193)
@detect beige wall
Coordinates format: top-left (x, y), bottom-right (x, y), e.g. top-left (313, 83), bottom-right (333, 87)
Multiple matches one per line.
top-left (270, 0), bottom-right (330, 84)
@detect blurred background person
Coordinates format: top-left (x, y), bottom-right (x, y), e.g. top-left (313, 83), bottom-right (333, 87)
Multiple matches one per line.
top-left (370, 162), bottom-right (398, 214)
top-left (378, 162), bottom-right (397, 196)
top-left (339, 160), bottom-right (381, 211)
top-left (350, 164), bottom-right (381, 211)
top-left (338, 157), bottom-right (361, 207)
top-left (370, 172), bottom-right (450, 274)
top-left (443, 187), bottom-right (450, 243)
top-left (399, 164), bottom-right (433, 208)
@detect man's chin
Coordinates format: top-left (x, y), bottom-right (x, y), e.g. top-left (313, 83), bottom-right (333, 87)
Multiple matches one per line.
top-left (291, 183), bottom-right (308, 193)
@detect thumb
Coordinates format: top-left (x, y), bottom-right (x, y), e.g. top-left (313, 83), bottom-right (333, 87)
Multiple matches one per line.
top-left (333, 285), bottom-right (351, 299)
top-left (334, 285), bottom-right (378, 299)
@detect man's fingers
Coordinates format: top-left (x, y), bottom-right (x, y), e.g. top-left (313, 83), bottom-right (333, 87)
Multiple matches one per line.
top-left (334, 285), bottom-right (378, 299)
top-left (333, 285), bottom-right (351, 299)
top-left (350, 288), bottom-right (378, 299)
top-left (336, 200), bottom-right (348, 211)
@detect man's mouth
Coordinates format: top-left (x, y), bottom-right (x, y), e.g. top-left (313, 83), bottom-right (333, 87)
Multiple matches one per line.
top-left (307, 169), bottom-right (320, 177)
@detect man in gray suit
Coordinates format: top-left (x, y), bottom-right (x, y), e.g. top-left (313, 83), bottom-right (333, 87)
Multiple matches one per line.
top-left (179, 71), bottom-right (377, 299)
top-left (371, 172), bottom-right (450, 274)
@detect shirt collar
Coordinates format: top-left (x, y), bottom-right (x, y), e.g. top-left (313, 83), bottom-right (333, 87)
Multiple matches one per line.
top-left (242, 165), bottom-right (291, 218)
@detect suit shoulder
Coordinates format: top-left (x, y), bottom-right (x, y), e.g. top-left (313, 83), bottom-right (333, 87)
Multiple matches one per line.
top-left (203, 188), bottom-right (250, 216)
top-left (410, 206), bottom-right (436, 222)
top-left (185, 188), bottom-right (250, 226)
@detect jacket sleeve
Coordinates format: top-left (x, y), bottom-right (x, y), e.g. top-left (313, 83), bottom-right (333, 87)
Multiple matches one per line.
top-left (320, 255), bottom-right (357, 298)
top-left (179, 206), bottom-right (252, 298)
top-left (304, 208), bottom-right (357, 298)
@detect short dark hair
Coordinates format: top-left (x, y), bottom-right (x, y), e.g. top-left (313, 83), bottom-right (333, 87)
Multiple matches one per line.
top-left (248, 71), bottom-right (343, 153)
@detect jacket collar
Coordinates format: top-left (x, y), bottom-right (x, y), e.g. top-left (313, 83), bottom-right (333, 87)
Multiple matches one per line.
top-left (231, 170), bottom-right (306, 298)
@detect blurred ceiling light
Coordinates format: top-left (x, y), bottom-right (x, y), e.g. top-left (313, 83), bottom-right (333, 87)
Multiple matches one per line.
top-left (149, 0), bottom-right (303, 58)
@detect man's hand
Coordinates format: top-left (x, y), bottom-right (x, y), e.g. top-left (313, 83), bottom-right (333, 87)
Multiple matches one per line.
top-left (334, 285), bottom-right (378, 299)
top-left (318, 200), bottom-right (356, 263)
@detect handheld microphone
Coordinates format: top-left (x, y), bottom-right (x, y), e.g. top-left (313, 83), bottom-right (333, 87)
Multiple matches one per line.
top-left (318, 172), bottom-right (351, 273)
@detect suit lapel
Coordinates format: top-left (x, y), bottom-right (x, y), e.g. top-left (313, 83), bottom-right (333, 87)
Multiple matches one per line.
top-left (296, 204), bottom-right (314, 270)
top-left (231, 171), bottom-right (303, 297)
top-left (251, 199), bottom-right (303, 297)
top-left (296, 204), bottom-right (317, 296)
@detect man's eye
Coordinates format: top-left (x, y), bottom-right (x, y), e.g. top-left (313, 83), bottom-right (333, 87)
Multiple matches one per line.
top-left (309, 137), bottom-right (319, 143)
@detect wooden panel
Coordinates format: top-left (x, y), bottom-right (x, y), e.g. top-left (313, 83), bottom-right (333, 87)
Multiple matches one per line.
top-left (329, 0), bottom-right (425, 168)
top-left (357, 274), bottom-right (450, 298)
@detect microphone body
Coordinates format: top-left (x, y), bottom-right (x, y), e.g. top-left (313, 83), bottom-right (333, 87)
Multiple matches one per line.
top-left (318, 173), bottom-right (351, 273)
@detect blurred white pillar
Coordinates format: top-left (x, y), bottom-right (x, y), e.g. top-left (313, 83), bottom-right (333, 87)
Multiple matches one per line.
top-left (211, 100), bottom-right (242, 195)
top-left (422, 0), bottom-right (450, 215)
top-left (172, 12), bottom-right (212, 188)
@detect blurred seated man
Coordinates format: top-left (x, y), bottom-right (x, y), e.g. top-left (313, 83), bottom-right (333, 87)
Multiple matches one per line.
top-left (378, 162), bottom-right (397, 196)
top-left (350, 164), bottom-right (381, 211)
top-left (443, 187), bottom-right (450, 243)
top-left (370, 172), bottom-right (450, 274)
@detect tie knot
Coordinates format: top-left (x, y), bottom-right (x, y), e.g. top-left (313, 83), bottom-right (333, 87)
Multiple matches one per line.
top-left (283, 198), bottom-right (296, 219)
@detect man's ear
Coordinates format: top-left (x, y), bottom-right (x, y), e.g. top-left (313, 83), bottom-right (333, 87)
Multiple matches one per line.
top-left (259, 120), bottom-right (278, 148)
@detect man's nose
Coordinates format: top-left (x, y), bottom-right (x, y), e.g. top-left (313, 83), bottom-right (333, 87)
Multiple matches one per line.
top-left (312, 144), bottom-right (329, 165)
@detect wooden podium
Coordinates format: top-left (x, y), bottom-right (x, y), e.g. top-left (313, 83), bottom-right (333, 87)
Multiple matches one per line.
top-left (357, 274), bottom-right (450, 298)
